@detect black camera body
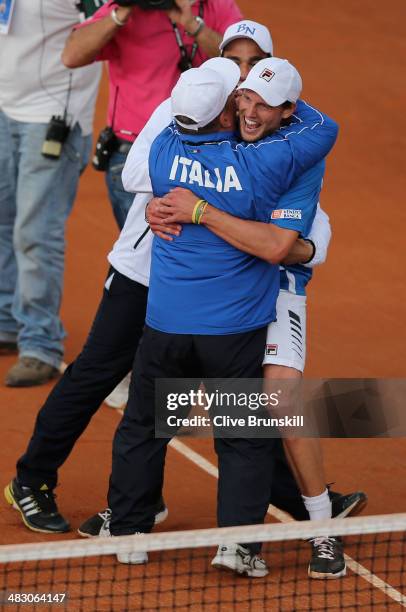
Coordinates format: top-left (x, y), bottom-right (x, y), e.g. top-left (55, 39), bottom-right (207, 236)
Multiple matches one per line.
top-left (116, 0), bottom-right (176, 9)
top-left (41, 116), bottom-right (70, 160)
top-left (92, 127), bottom-right (117, 172)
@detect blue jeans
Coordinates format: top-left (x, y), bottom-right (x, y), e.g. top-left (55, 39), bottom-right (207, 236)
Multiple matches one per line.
top-left (105, 151), bottom-right (135, 229)
top-left (0, 111), bottom-right (91, 368)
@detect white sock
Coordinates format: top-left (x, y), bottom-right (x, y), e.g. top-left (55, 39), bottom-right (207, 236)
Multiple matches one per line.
top-left (302, 488), bottom-right (332, 521)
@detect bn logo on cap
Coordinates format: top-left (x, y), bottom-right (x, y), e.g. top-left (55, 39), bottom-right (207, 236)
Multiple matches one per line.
top-left (260, 68), bottom-right (275, 82)
top-left (236, 24), bottom-right (257, 36)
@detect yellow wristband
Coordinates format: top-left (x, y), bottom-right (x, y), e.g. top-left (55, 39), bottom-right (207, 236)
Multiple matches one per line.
top-left (194, 200), bottom-right (207, 224)
top-left (196, 201), bottom-right (208, 224)
top-left (192, 199), bottom-right (206, 224)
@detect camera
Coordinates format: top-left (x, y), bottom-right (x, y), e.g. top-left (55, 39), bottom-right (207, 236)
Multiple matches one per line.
top-left (92, 127), bottom-right (117, 172)
top-left (116, 0), bottom-right (176, 9)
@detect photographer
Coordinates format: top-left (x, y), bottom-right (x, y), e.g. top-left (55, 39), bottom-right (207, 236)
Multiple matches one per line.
top-left (62, 0), bottom-right (242, 229)
top-left (0, 0), bottom-right (101, 387)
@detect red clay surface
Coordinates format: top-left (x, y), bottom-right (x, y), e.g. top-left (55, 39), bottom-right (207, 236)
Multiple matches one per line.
top-left (1, 1), bottom-right (405, 610)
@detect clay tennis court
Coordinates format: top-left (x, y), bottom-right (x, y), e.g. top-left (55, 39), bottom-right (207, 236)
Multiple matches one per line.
top-left (1, 1), bottom-right (405, 610)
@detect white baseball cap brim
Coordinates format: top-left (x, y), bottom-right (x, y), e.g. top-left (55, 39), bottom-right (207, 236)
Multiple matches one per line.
top-left (220, 20), bottom-right (273, 55)
top-left (238, 57), bottom-right (302, 107)
top-left (171, 58), bottom-right (240, 131)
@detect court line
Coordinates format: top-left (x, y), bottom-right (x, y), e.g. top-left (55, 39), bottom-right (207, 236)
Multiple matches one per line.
top-left (169, 437), bottom-right (406, 608)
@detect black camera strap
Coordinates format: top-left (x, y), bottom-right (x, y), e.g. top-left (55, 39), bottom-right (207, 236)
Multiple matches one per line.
top-left (64, 72), bottom-right (73, 123)
top-left (110, 86), bottom-right (119, 132)
top-left (171, 1), bottom-right (204, 73)
top-left (109, 85), bottom-right (137, 140)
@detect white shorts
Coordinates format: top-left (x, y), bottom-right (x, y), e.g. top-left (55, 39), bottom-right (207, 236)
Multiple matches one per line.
top-left (263, 290), bottom-right (307, 372)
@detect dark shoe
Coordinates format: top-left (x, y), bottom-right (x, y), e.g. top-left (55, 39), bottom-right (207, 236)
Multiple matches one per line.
top-left (77, 498), bottom-right (169, 538)
top-left (5, 357), bottom-right (59, 387)
top-left (329, 488), bottom-right (367, 518)
top-left (0, 340), bottom-right (18, 355)
top-left (78, 508), bottom-right (112, 538)
top-left (271, 487), bottom-right (367, 521)
top-left (308, 536), bottom-right (346, 579)
top-left (4, 479), bottom-right (70, 534)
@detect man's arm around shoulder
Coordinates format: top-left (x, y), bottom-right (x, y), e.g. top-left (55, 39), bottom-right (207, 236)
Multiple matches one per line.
top-left (285, 100), bottom-right (339, 176)
top-left (256, 100), bottom-right (339, 186)
top-left (157, 188), bottom-right (299, 264)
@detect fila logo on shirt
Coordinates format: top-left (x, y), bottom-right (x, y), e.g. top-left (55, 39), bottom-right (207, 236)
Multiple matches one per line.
top-left (271, 209), bottom-right (302, 220)
top-left (266, 344), bottom-right (278, 355)
top-left (169, 155), bottom-right (242, 193)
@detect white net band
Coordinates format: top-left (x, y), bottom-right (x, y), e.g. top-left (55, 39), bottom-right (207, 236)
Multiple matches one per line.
top-left (1, 513), bottom-right (405, 563)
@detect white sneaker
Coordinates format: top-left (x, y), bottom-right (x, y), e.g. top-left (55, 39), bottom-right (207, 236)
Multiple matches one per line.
top-left (116, 533), bottom-right (148, 565)
top-left (104, 373), bottom-right (131, 410)
top-left (92, 515), bottom-right (147, 565)
top-left (211, 543), bottom-right (268, 578)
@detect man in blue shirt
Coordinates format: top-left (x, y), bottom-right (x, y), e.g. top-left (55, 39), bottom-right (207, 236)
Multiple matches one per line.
top-left (107, 57), bottom-right (342, 577)
top-left (145, 60), bottom-right (331, 336)
top-left (150, 59), bottom-right (345, 579)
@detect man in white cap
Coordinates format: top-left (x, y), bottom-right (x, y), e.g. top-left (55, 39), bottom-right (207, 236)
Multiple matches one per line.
top-left (220, 19), bottom-right (273, 82)
top-left (100, 56), bottom-right (342, 577)
top-left (149, 28), bottom-right (348, 572)
top-left (136, 56), bottom-right (346, 578)
top-left (220, 22), bottom-right (338, 532)
top-left (6, 21), bottom-right (360, 580)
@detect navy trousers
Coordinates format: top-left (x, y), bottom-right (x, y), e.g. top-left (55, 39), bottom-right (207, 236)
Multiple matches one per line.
top-left (17, 270), bottom-right (147, 489)
top-left (17, 271), bottom-right (307, 520)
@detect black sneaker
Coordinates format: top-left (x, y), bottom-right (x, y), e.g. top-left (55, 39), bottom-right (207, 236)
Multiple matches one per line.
top-left (78, 508), bottom-right (112, 538)
top-left (77, 497), bottom-right (169, 538)
top-left (4, 479), bottom-right (70, 534)
top-left (329, 488), bottom-right (368, 518)
top-left (308, 536), bottom-right (346, 579)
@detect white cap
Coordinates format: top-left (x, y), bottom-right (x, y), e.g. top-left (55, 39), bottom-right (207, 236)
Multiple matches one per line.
top-left (171, 58), bottom-right (240, 131)
top-left (220, 20), bottom-right (273, 55)
top-left (238, 57), bottom-right (302, 106)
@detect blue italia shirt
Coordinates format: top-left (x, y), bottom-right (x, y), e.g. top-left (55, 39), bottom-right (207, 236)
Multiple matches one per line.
top-left (272, 104), bottom-right (329, 295)
top-left (273, 163), bottom-right (325, 295)
top-left (147, 100), bottom-right (337, 334)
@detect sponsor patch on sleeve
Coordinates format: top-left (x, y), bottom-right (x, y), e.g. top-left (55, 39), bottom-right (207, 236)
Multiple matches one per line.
top-left (271, 209), bottom-right (302, 220)
top-left (266, 344), bottom-right (278, 356)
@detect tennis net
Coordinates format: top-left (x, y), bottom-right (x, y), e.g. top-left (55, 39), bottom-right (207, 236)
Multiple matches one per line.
top-left (0, 514), bottom-right (405, 611)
